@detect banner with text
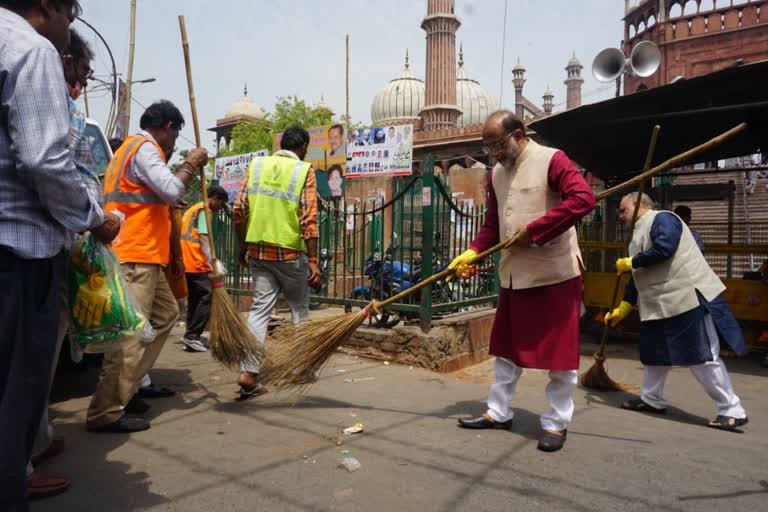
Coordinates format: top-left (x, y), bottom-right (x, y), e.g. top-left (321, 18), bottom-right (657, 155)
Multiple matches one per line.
top-left (345, 124), bottom-right (413, 178)
top-left (273, 123), bottom-right (346, 198)
top-left (214, 149), bottom-right (269, 203)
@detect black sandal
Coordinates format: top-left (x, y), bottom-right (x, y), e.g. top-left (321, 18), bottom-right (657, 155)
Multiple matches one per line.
top-left (235, 384), bottom-right (268, 401)
top-left (707, 415), bottom-right (748, 432)
top-left (621, 397), bottom-right (666, 414)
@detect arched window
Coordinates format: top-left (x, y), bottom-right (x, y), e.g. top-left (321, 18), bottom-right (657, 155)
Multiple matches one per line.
top-left (629, 24), bottom-right (637, 38)
top-left (648, 13), bottom-right (657, 26)
top-left (700, 0), bottom-right (717, 12)
top-left (683, 0), bottom-right (698, 16)
top-left (732, 0), bottom-right (748, 6)
top-left (638, 20), bottom-right (646, 33)
top-left (670, 2), bottom-right (683, 18)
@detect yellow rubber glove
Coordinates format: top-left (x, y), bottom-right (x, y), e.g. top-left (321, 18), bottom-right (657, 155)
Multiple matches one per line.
top-left (446, 249), bottom-right (478, 282)
top-left (72, 272), bottom-right (112, 328)
top-left (604, 301), bottom-right (633, 327)
top-left (616, 257), bottom-right (634, 274)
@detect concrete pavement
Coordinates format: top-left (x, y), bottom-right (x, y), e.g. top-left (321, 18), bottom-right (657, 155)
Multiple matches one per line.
top-left (32, 324), bottom-right (768, 512)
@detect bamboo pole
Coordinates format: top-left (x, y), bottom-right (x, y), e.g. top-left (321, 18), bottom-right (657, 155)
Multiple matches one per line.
top-left (83, 86), bottom-right (90, 118)
top-left (178, 16), bottom-right (216, 267)
top-left (345, 35), bottom-right (350, 129)
top-left (124, 0), bottom-right (137, 133)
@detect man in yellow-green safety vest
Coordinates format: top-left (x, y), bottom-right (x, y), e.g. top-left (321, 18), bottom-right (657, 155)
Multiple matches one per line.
top-left (232, 126), bottom-right (322, 398)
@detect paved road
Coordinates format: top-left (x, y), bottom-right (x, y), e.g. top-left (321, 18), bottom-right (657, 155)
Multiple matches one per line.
top-left (33, 325), bottom-right (768, 512)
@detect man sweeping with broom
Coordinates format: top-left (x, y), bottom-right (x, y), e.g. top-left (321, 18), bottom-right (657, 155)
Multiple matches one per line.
top-left (233, 126), bottom-right (322, 398)
top-left (449, 111), bottom-right (595, 452)
top-left (605, 192), bottom-right (749, 432)
top-left (87, 101), bottom-right (208, 432)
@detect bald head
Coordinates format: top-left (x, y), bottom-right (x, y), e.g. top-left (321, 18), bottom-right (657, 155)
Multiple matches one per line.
top-left (483, 111), bottom-right (525, 140)
top-left (483, 110), bottom-right (527, 167)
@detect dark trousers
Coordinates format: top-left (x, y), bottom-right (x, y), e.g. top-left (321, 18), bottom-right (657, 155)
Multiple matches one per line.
top-left (184, 272), bottom-right (212, 339)
top-left (0, 249), bottom-right (64, 511)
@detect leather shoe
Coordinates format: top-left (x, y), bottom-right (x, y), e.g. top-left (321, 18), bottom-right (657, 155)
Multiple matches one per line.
top-left (125, 394), bottom-right (150, 414)
top-left (30, 437), bottom-right (65, 465)
top-left (457, 415), bottom-right (514, 430)
top-left (27, 472), bottom-right (70, 499)
top-left (537, 429), bottom-right (567, 452)
top-left (87, 415), bottom-right (150, 433)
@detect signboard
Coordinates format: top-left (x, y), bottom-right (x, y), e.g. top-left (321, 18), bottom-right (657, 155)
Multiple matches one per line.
top-left (345, 124), bottom-right (413, 178)
top-left (273, 124), bottom-right (346, 198)
top-left (213, 149), bottom-right (269, 202)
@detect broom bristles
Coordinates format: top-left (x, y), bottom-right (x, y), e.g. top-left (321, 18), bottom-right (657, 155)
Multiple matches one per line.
top-left (579, 354), bottom-right (639, 391)
top-left (208, 272), bottom-right (263, 369)
top-left (258, 309), bottom-right (368, 390)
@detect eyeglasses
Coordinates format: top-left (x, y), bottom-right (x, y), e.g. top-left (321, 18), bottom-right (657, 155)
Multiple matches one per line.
top-left (481, 133), bottom-right (512, 155)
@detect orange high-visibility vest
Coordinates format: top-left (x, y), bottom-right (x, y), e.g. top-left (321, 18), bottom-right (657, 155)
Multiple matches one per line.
top-left (103, 135), bottom-right (171, 265)
top-left (180, 202), bottom-right (212, 274)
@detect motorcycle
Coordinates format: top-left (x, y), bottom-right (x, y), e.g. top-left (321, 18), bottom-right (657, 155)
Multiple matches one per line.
top-left (345, 233), bottom-right (454, 328)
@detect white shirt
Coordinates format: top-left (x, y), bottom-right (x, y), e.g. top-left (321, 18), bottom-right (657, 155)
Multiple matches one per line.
top-left (124, 130), bottom-right (185, 204)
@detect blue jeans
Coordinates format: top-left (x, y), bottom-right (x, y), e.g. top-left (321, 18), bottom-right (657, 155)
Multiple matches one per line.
top-left (240, 255), bottom-right (310, 374)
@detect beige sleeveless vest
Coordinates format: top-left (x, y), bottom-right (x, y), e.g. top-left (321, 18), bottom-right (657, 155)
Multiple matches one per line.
top-left (491, 140), bottom-right (582, 290)
top-left (629, 210), bottom-right (725, 321)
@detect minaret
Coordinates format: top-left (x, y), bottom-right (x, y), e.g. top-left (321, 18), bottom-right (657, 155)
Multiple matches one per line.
top-left (564, 53), bottom-right (584, 110)
top-left (542, 86), bottom-right (554, 115)
top-left (419, 0), bottom-right (462, 131)
top-left (512, 59), bottom-right (526, 118)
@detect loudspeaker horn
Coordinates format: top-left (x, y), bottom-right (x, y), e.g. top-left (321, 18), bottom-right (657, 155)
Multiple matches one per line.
top-left (592, 48), bottom-right (626, 83)
top-left (629, 41), bottom-right (660, 78)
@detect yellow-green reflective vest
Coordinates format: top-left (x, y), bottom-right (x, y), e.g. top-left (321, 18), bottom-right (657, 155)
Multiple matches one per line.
top-left (245, 155), bottom-right (310, 251)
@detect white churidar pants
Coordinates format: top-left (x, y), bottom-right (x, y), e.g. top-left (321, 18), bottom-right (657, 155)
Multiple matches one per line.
top-left (640, 313), bottom-right (746, 418)
top-left (486, 357), bottom-right (577, 432)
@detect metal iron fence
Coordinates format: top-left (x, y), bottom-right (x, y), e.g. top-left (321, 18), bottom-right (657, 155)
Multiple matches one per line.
top-left (578, 221), bottom-right (768, 278)
top-left (211, 155), bottom-right (499, 331)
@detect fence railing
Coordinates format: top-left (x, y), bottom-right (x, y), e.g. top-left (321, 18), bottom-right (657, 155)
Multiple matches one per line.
top-left (578, 221), bottom-right (768, 278)
top-left (212, 155), bottom-right (499, 331)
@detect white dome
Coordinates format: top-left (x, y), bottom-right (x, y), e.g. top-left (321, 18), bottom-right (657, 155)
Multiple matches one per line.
top-left (456, 51), bottom-right (498, 127)
top-left (371, 52), bottom-right (424, 125)
top-left (225, 85), bottom-right (265, 120)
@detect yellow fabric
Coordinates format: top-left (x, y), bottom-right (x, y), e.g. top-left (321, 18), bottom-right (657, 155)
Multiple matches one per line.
top-left (604, 300), bottom-right (633, 327)
top-left (616, 257), bottom-right (633, 274)
top-left (246, 155), bottom-right (309, 251)
top-left (447, 249), bottom-right (478, 282)
top-left (72, 272), bottom-right (112, 328)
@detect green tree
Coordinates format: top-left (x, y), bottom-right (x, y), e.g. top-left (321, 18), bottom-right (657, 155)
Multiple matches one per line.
top-left (270, 95), bottom-right (334, 132)
top-left (218, 122), bottom-right (273, 156)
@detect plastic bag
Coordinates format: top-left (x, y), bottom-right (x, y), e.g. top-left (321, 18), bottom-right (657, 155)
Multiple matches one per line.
top-left (68, 233), bottom-right (145, 353)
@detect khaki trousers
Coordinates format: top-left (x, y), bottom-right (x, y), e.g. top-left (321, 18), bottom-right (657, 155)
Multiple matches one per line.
top-left (87, 263), bottom-right (179, 427)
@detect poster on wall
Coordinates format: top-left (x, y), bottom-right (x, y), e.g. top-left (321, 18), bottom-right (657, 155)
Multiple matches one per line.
top-left (273, 123), bottom-right (346, 198)
top-left (345, 124), bottom-right (413, 178)
top-left (214, 149), bottom-right (269, 203)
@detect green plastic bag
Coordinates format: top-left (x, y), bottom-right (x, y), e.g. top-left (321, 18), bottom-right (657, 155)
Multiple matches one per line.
top-left (68, 233), bottom-right (145, 353)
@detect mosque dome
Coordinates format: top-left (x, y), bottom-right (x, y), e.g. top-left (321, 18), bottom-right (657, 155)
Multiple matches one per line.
top-left (314, 95), bottom-right (333, 115)
top-left (225, 84), bottom-right (265, 120)
top-left (371, 51), bottom-right (425, 125)
top-left (567, 53), bottom-right (582, 68)
top-left (455, 46), bottom-right (498, 126)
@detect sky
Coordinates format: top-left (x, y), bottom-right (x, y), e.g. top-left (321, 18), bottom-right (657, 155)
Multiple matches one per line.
top-left (76, 0), bottom-right (627, 156)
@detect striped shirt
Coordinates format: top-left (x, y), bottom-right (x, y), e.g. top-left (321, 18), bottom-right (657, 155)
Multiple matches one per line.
top-left (233, 150), bottom-right (318, 261)
top-left (0, 8), bottom-right (103, 258)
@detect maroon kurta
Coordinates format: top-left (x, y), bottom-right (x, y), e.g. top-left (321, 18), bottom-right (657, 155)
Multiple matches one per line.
top-left (470, 151), bottom-right (595, 370)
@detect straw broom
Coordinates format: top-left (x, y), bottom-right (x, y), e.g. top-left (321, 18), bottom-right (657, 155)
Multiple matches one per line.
top-left (260, 122), bottom-right (750, 391)
top-left (178, 16), bottom-right (262, 368)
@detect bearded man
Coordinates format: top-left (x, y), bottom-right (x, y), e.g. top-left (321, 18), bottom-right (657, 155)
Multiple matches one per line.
top-left (449, 111), bottom-right (595, 452)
